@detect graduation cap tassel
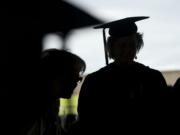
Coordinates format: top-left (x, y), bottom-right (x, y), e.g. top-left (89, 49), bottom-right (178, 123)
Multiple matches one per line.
top-left (103, 28), bottom-right (109, 65)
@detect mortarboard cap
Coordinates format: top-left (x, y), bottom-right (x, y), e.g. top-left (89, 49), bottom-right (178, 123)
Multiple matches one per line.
top-left (94, 16), bottom-right (149, 65)
top-left (94, 16), bottom-right (149, 37)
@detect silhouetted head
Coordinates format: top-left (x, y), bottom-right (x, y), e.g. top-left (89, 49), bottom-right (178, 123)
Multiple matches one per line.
top-left (94, 16), bottom-right (148, 64)
top-left (107, 33), bottom-right (144, 63)
top-left (40, 49), bottom-right (86, 99)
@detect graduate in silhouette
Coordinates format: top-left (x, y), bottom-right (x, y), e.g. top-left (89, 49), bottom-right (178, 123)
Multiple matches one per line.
top-left (78, 16), bottom-right (168, 134)
top-left (26, 49), bottom-right (86, 135)
top-left (5, 0), bottom-right (101, 134)
top-left (173, 77), bottom-right (180, 92)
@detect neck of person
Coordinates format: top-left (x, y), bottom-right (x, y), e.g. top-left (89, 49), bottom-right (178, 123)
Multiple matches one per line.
top-left (114, 59), bottom-right (135, 66)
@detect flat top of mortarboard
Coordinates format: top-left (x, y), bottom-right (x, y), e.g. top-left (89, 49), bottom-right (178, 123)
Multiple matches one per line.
top-left (94, 16), bottom-right (149, 29)
top-left (94, 16), bottom-right (149, 37)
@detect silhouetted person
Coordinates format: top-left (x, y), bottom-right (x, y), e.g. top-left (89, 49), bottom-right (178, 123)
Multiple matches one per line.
top-left (5, 0), bottom-right (101, 134)
top-left (78, 16), bottom-right (168, 134)
top-left (173, 77), bottom-right (180, 115)
top-left (26, 49), bottom-right (86, 135)
top-left (171, 77), bottom-right (180, 115)
top-left (173, 77), bottom-right (180, 91)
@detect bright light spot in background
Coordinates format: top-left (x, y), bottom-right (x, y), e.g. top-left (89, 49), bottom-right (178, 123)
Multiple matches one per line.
top-left (42, 33), bottom-right (63, 50)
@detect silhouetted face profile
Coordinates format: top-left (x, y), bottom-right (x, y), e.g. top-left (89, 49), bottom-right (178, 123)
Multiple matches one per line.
top-left (51, 70), bottom-right (82, 99)
top-left (41, 49), bottom-right (86, 99)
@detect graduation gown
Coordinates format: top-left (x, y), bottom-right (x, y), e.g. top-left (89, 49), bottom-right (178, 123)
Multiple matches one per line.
top-left (78, 62), bottom-right (167, 134)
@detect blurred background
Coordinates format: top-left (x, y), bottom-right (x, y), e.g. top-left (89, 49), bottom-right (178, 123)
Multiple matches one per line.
top-left (41, 0), bottom-right (180, 120)
top-left (44, 0), bottom-right (180, 74)
top-left (6, 1), bottom-right (179, 133)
